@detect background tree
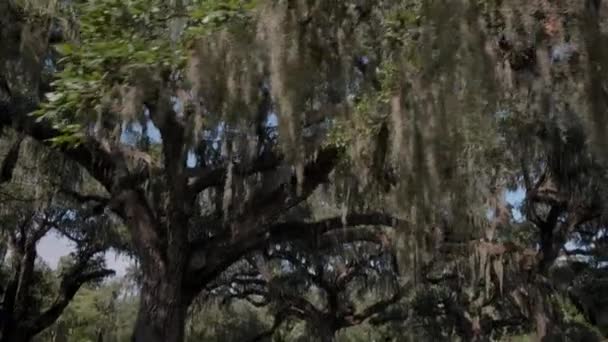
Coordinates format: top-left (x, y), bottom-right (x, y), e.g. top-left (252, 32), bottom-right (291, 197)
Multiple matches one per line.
top-left (35, 277), bottom-right (139, 342)
top-left (0, 129), bottom-right (119, 342)
top-left (211, 236), bottom-right (403, 342)
top-left (0, 205), bottom-right (116, 342)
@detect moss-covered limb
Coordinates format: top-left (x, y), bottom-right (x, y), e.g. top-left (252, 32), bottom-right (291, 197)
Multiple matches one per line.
top-left (0, 205), bottom-right (116, 342)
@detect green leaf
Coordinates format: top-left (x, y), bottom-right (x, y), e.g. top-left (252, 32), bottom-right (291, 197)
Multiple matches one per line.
top-left (54, 43), bottom-right (75, 55)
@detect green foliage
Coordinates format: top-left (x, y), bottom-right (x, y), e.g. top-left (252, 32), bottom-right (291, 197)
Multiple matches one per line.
top-left (185, 0), bottom-right (258, 38)
top-left (36, 280), bottom-right (138, 342)
top-left (22, 261), bottom-right (59, 315)
top-left (32, 0), bottom-right (255, 146)
top-left (325, 61), bottom-right (395, 158)
top-left (336, 324), bottom-right (396, 342)
top-left (553, 294), bottom-right (589, 327)
top-left (186, 300), bottom-right (267, 342)
top-left (505, 334), bottom-right (535, 342)
top-left (382, 2), bottom-right (423, 49)
top-left (543, 294), bottom-right (605, 342)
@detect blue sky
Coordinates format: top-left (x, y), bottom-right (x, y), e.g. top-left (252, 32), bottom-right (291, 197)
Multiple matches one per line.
top-left (38, 232), bottom-right (133, 277)
top-left (505, 187), bottom-right (525, 222)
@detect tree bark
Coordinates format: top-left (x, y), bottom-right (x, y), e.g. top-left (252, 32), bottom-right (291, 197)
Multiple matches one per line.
top-left (315, 322), bottom-right (336, 342)
top-left (0, 246), bottom-right (35, 342)
top-left (119, 190), bottom-right (191, 342)
top-left (131, 273), bottom-right (188, 342)
top-left (0, 328), bottom-right (32, 342)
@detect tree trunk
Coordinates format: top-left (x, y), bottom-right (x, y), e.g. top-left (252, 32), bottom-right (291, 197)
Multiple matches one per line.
top-left (96, 328), bottom-right (104, 342)
top-left (121, 191), bottom-right (191, 342)
top-left (131, 271), bottom-right (188, 342)
top-left (0, 328), bottom-right (33, 342)
top-left (0, 250), bottom-right (32, 342)
top-left (312, 318), bottom-right (337, 342)
top-left (538, 228), bottom-right (557, 274)
top-left (317, 328), bottom-right (336, 342)
top-left (53, 321), bottom-right (68, 342)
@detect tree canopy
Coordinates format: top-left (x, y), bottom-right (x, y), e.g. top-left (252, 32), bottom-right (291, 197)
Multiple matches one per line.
top-left (2, 0), bottom-right (608, 341)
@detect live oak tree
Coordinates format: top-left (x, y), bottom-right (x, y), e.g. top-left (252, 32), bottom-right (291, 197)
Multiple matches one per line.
top-left (0, 206), bottom-right (116, 342)
top-left (35, 277), bottom-right (140, 342)
top-left (390, 1), bottom-right (608, 339)
top-left (4, 0), bottom-right (608, 341)
top-left (398, 112), bottom-right (608, 340)
top-left (0, 130), bottom-right (125, 342)
top-left (0, 146), bottom-right (117, 342)
top-left (1, 1), bottom-right (407, 341)
top-left (211, 236), bottom-right (403, 342)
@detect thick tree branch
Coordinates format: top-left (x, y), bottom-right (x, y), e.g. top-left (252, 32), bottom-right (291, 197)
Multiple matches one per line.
top-left (266, 213), bottom-right (401, 243)
top-left (28, 235), bottom-right (113, 334)
top-left (186, 150), bottom-right (283, 196)
top-left (184, 148), bottom-right (342, 291)
top-left (193, 212), bottom-right (401, 253)
top-left (0, 134), bottom-right (23, 184)
top-left (110, 189), bottom-right (166, 271)
top-left (0, 114), bottom-right (121, 192)
top-left (538, 201), bottom-right (601, 273)
top-left (344, 288), bottom-right (405, 328)
top-left (59, 188), bottom-right (110, 204)
top-left (187, 212), bottom-right (402, 293)
top-left (29, 268), bottom-right (115, 335)
top-left (224, 287), bottom-right (270, 307)
top-left (0, 207), bottom-right (115, 339)
top-left (0, 189), bottom-right (39, 202)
